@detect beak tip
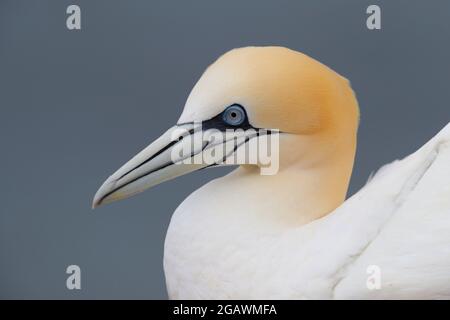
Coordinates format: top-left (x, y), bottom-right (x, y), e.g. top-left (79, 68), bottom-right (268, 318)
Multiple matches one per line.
top-left (92, 177), bottom-right (116, 210)
top-left (91, 196), bottom-right (102, 209)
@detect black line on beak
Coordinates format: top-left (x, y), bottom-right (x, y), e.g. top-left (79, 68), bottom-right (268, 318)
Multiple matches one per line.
top-left (97, 133), bottom-right (209, 206)
top-left (97, 159), bottom-right (175, 206)
top-left (117, 128), bottom-right (195, 181)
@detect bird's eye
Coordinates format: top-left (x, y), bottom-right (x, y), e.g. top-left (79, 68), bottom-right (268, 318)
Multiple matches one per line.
top-left (222, 104), bottom-right (246, 126)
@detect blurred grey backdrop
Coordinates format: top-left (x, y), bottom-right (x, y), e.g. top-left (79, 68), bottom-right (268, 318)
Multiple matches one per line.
top-left (0, 0), bottom-right (449, 299)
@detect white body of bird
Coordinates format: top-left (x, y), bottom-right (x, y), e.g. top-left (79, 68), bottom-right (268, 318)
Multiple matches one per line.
top-left (165, 123), bottom-right (450, 299)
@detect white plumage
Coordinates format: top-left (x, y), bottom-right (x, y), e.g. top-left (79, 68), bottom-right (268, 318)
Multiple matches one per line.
top-left (164, 124), bottom-right (450, 299)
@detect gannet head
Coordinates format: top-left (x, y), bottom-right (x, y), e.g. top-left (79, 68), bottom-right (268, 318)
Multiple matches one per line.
top-left (93, 46), bottom-right (359, 208)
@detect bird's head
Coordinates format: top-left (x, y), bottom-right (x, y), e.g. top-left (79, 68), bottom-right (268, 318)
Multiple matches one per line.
top-left (93, 46), bottom-right (359, 208)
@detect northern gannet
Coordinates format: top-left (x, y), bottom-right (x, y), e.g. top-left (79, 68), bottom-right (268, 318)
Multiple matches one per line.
top-left (93, 46), bottom-right (450, 299)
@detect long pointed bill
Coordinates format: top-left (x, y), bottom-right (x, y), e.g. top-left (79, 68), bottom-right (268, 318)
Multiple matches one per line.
top-left (93, 123), bottom-right (278, 208)
top-left (93, 124), bottom-right (205, 208)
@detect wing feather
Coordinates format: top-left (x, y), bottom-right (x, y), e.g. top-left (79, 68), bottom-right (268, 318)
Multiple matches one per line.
top-left (330, 123), bottom-right (450, 299)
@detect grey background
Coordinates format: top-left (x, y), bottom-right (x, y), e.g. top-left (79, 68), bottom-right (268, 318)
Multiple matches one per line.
top-left (0, 0), bottom-right (449, 299)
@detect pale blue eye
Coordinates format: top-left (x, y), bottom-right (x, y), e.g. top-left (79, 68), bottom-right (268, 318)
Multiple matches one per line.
top-left (222, 105), bottom-right (246, 126)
